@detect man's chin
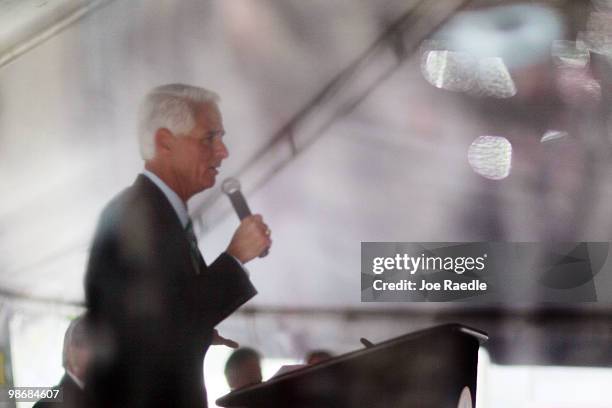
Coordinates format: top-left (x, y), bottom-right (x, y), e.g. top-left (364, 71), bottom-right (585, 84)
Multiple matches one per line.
top-left (198, 177), bottom-right (216, 191)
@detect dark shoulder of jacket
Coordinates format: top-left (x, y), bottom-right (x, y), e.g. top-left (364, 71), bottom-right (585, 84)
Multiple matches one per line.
top-left (93, 180), bottom-right (158, 236)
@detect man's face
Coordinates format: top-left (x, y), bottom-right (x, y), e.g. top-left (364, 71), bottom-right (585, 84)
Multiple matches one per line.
top-left (170, 102), bottom-right (228, 197)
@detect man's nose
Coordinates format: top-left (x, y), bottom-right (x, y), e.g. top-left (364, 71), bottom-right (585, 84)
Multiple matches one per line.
top-left (215, 139), bottom-right (229, 159)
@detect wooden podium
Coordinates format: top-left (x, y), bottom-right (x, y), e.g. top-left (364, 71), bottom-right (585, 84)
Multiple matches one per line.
top-left (217, 324), bottom-right (487, 408)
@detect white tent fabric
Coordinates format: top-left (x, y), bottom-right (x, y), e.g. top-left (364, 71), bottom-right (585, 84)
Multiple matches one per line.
top-left (0, 0), bottom-right (468, 305)
top-left (2, 0), bottom-right (612, 374)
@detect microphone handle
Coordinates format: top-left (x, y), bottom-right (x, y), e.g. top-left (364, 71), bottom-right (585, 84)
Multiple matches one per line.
top-left (227, 190), bottom-right (252, 220)
top-left (227, 190), bottom-right (269, 258)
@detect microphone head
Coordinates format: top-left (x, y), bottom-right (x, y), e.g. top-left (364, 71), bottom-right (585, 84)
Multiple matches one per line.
top-left (221, 177), bottom-right (241, 195)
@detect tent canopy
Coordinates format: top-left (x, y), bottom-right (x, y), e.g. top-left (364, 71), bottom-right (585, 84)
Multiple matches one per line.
top-left (2, 0), bottom-right (612, 364)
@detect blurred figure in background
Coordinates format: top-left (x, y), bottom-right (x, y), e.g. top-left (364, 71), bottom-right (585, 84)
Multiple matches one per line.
top-left (305, 349), bottom-right (333, 365)
top-left (224, 347), bottom-right (263, 390)
top-left (33, 314), bottom-right (91, 408)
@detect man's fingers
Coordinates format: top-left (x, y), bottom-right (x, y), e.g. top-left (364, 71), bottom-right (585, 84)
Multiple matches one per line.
top-left (212, 330), bottom-right (239, 348)
top-left (247, 216), bottom-right (271, 239)
top-left (228, 214), bottom-right (272, 263)
top-left (261, 223), bottom-right (271, 236)
top-left (220, 337), bottom-right (239, 349)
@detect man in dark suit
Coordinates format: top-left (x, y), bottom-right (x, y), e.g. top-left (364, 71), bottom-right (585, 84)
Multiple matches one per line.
top-left (33, 315), bottom-right (90, 408)
top-left (84, 84), bottom-right (271, 408)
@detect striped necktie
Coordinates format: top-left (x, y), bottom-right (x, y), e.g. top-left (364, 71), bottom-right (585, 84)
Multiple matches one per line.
top-left (185, 220), bottom-right (205, 274)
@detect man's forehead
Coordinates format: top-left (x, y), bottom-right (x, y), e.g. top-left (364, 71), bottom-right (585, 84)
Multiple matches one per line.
top-left (197, 102), bottom-right (221, 117)
top-left (198, 102), bottom-right (223, 127)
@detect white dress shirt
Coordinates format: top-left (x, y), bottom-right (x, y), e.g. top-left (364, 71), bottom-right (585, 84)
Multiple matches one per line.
top-left (142, 169), bottom-right (190, 228)
top-left (141, 169), bottom-right (244, 268)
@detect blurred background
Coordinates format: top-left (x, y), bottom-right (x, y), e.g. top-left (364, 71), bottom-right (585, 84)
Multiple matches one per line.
top-left (2, 0), bottom-right (612, 406)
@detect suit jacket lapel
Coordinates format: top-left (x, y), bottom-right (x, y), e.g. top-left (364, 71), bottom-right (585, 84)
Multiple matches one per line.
top-left (133, 175), bottom-right (208, 275)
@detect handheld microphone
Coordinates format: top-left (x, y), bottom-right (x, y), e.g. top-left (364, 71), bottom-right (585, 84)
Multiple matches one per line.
top-left (221, 178), bottom-right (268, 258)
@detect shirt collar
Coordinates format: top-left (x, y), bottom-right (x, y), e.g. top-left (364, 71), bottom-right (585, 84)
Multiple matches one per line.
top-left (66, 370), bottom-right (85, 390)
top-left (142, 169), bottom-right (190, 228)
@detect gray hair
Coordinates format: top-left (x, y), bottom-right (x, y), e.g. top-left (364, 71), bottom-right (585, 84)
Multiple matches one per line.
top-left (138, 84), bottom-right (220, 160)
top-left (62, 315), bottom-right (89, 369)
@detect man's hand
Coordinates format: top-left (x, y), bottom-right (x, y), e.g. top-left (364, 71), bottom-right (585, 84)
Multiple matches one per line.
top-left (211, 329), bottom-right (239, 348)
top-left (226, 214), bottom-right (271, 264)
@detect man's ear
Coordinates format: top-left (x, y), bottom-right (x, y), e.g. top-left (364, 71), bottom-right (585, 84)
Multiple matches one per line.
top-left (154, 128), bottom-right (174, 156)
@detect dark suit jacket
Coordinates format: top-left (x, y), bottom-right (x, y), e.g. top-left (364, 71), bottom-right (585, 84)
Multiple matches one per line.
top-left (84, 175), bottom-right (256, 408)
top-left (32, 374), bottom-right (85, 408)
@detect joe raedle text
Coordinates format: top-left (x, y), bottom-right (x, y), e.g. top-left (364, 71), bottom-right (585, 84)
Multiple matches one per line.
top-left (372, 279), bottom-right (488, 292)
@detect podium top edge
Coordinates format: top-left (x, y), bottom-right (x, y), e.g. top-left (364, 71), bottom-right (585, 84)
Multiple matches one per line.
top-left (458, 325), bottom-right (488, 343)
top-left (373, 323), bottom-right (488, 348)
top-left (217, 323), bottom-right (487, 405)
